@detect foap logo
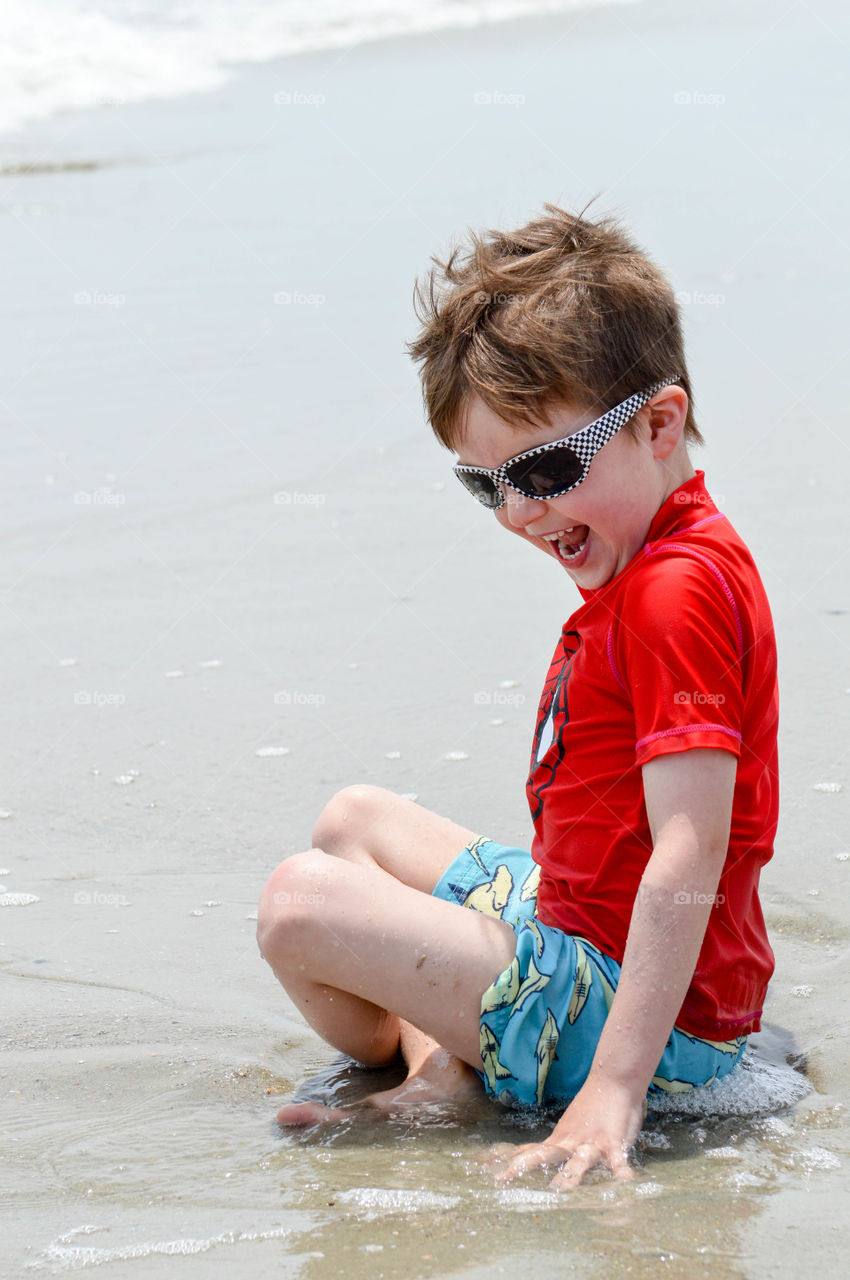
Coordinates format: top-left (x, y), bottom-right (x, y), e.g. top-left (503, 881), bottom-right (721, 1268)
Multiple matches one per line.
top-left (674, 890), bottom-right (725, 906)
top-left (273, 90), bottom-right (326, 107)
top-left (472, 290), bottom-right (527, 305)
top-left (675, 290), bottom-right (726, 308)
top-left (674, 690), bottom-right (726, 706)
top-left (73, 290), bottom-right (126, 308)
top-left (273, 490), bottom-right (326, 506)
top-left (274, 690), bottom-right (326, 707)
top-left (74, 691), bottom-right (126, 708)
top-left (473, 90), bottom-right (525, 108)
top-left (673, 90), bottom-right (726, 107)
top-left (73, 890), bottom-right (131, 907)
top-left (73, 488), bottom-right (126, 507)
top-left (273, 290), bottom-right (325, 306)
top-left (673, 490), bottom-right (725, 505)
top-left (473, 690), bottom-right (526, 707)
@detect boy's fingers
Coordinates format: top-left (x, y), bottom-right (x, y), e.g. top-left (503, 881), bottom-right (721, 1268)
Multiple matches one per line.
top-left (476, 1142), bottom-right (517, 1169)
top-left (494, 1141), bottom-right (570, 1184)
top-left (548, 1145), bottom-right (634, 1191)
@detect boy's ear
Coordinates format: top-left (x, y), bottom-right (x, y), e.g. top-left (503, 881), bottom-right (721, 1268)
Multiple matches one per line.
top-left (646, 385), bottom-right (689, 460)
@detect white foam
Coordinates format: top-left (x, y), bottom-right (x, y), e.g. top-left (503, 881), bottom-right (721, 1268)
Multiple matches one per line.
top-left (793, 1146), bottom-right (841, 1172)
top-left (0, 0), bottom-right (638, 137)
top-left (0, 891), bottom-right (40, 906)
top-left (337, 1187), bottom-right (461, 1212)
top-left (646, 1051), bottom-right (811, 1118)
top-left (30, 1222), bottom-right (291, 1270)
top-left (255, 746), bottom-right (290, 757)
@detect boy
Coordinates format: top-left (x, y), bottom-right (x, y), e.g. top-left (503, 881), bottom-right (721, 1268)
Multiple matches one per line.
top-left (257, 205), bottom-right (778, 1189)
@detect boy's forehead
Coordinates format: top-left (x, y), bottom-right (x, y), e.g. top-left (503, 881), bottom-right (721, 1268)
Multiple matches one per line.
top-left (454, 394), bottom-right (591, 467)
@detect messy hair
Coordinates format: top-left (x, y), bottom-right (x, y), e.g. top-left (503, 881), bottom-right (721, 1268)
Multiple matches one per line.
top-left (407, 203), bottom-right (702, 450)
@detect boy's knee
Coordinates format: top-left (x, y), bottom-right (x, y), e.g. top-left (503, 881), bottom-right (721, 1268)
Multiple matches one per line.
top-left (256, 849), bottom-right (331, 963)
top-left (311, 784), bottom-right (393, 855)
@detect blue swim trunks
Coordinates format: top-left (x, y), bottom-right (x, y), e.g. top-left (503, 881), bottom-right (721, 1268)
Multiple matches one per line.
top-left (432, 836), bottom-right (747, 1108)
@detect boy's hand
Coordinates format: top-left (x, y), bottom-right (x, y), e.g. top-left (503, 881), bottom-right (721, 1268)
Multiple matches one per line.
top-left (489, 1075), bottom-right (646, 1190)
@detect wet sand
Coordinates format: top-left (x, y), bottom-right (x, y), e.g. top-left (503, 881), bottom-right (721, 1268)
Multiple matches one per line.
top-left (2, 0), bottom-right (850, 1274)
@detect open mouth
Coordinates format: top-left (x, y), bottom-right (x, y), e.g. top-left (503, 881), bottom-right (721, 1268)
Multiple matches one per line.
top-left (542, 525), bottom-right (589, 563)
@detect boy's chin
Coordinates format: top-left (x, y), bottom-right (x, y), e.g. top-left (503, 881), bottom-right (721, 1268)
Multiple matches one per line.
top-left (566, 564), bottom-right (615, 590)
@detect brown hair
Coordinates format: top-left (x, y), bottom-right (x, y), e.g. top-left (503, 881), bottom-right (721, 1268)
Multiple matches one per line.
top-left (407, 203), bottom-right (702, 450)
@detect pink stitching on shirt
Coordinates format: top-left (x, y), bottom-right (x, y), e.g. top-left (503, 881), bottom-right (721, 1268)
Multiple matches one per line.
top-left (636, 722), bottom-right (742, 753)
top-left (606, 624), bottom-right (627, 691)
top-left (688, 512), bottom-right (726, 532)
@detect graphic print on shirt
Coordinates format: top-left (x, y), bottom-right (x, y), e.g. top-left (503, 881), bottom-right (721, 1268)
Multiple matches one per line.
top-left (527, 629), bottom-right (581, 824)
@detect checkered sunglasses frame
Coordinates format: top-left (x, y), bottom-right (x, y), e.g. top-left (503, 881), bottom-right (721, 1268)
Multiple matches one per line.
top-left (453, 377), bottom-right (681, 509)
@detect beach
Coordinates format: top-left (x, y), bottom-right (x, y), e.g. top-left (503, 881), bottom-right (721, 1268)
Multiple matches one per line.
top-left (2, 0), bottom-right (850, 1274)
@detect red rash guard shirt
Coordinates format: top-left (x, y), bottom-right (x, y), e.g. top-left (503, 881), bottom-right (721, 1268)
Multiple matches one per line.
top-left (527, 471), bottom-right (778, 1039)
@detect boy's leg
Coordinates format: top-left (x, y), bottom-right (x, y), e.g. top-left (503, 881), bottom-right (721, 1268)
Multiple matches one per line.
top-left (306, 785), bottom-right (483, 1112)
top-left (310, 784), bottom-right (478, 891)
top-left (257, 847), bottom-right (518, 1107)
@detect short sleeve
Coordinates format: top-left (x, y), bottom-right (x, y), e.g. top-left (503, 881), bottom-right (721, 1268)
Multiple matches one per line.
top-left (617, 551), bottom-right (744, 767)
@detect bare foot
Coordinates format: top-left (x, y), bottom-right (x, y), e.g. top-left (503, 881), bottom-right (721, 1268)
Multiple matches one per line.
top-left (275, 1053), bottom-right (483, 1127)
top-left (276, 1100), bottom-right (353, 1126)
top-left (362, 1053), bottom-right (482, 1114)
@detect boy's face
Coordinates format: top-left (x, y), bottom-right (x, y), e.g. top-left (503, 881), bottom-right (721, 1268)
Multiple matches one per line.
top-left (455, 393), bottom-right (692, 591)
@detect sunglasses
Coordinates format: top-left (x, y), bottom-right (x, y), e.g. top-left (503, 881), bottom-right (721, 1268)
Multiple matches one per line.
top-left (453, 378), bottom-right (680, 509)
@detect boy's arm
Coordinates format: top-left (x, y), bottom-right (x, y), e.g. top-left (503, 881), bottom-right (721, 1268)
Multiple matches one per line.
top-left (494, 746), bottom-right (737, 1190)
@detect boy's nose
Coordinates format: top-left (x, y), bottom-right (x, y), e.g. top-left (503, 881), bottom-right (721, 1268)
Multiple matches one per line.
top-left (503, 484), bottom-right (547, 529)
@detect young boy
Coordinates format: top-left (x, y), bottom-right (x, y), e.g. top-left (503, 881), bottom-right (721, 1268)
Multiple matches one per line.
top-left (257, 205), bottom-right (778, 1189)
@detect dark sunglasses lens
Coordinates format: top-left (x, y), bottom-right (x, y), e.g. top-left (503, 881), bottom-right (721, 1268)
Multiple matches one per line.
top-left (456, 471), bottom-right (502, 507)
top-left (507, 444), bottom-right (584, 498)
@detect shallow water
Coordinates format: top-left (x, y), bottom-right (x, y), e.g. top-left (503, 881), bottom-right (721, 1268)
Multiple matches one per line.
top-left (5, 1038), bottom-right (840, 1280)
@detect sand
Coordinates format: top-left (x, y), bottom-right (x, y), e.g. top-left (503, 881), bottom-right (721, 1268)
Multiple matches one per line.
top-left (2, 0), bottom-right (850, 1275)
